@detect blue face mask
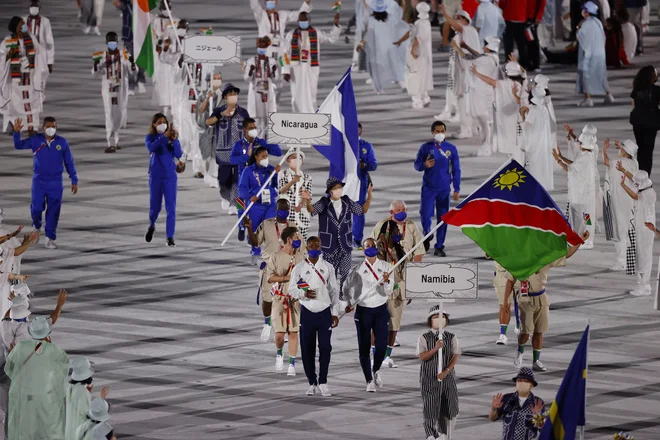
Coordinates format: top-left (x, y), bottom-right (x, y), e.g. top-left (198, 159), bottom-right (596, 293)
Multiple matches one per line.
top-left (364, 247), bottom-right (379, 258)
top-left (21, 23), bottom-right (28, 33)
top-left (276, 209), bottom-right (289, 220)
top-left (392, 234), bottom-right (402, 244)
top-left (107, 41), bottom-right (118, 51)
top-left (291, 239), bottom-right (302, 249)
top-left (299, 21), bottom-right (310, 30)
top-left (257, 47), bottom-right (268, 55)
top-left (266, 0), bottom-right (276, 10)
top-left (393, 211), bottom-right (407, 222)
top-left (308, 249), bottom-right (322, 259)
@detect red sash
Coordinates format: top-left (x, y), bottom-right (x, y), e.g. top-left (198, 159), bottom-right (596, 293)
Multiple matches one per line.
top-left (33, 142), bottom-right (48, 156)
top-left (365, 260), bottom-right (380, 282)
top-left (306, 259), bottom-right (326, 285)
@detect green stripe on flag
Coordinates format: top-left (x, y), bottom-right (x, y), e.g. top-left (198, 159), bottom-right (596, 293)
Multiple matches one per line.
top-left (135, 23), bottom-right (155, 76)
top-left (461, 225), bottom-right (568, 280)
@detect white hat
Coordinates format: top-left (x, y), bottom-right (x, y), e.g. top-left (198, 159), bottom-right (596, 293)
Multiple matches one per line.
top-left (70, 356), bottom-right (94, 382)
top-left (369, 0), bottom-right (388, 13)
top-left (28, 316), bottom-right (52, 340)
top-left (582, 124), bottom-right (597, 135)
top-left (92, 422), bottom-right (113, 440)
top-left (578, 133), bottom-right (597, 150)
top-left (456, 10), bottom-right (471, 24)
top-left (621, 139), bottom-right (638, 158)
top-left (583, 1), bottom-right (599, 15)
top-left (88, 397), bottom-right (111, 422)
top-left (531, 86), bottom-right (546, 105)
top-left (504, 61), bottom-right (522, 77)
top-left (10, 283), bottom-right (31, 298)
top-left (427, 304), bottom-right (450, 319)
top-left (416, 1), bottom-right (430, 18)
top-left (533, 73), bottom-right (549, 89)
top-left (9, 295), bottom-right (30, 320)
top-left (485, 36), bottom-right (500, 52)
top-left (633, 170), bottom-right (653, 190)
top-left (285, 149), bottom-right (306, 162)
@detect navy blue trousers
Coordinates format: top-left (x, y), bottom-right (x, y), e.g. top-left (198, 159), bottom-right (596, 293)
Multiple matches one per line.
top-left (31, 179), bottom-right (63, 241)
top-left (420, 187), bottom-right (450, 249)
top-left (355, 303), bottom-right (390, 383)
top-left (300, 306), bottom-right (333, 386)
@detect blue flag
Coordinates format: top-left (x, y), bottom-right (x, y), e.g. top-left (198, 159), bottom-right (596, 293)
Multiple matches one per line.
top-left (539, 325), bottom-right (589, 440)
top-left (313, 67), bottom-right (360, 201)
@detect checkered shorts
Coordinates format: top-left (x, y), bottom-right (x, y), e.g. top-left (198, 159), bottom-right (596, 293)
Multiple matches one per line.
top-left (447, 49), bottom-right (455, 91)
top-left (626, 225), bottom-right (637, 275)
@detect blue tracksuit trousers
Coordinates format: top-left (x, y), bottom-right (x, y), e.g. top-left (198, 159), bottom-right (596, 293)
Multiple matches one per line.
top-left (31, 179), bottom-right (64, 241)
top-left (149, 175), bottom-right (178, 238)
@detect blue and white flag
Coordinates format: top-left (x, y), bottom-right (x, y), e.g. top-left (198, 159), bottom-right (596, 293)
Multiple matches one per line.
top-left (313, 67), bottom-right (360, 201)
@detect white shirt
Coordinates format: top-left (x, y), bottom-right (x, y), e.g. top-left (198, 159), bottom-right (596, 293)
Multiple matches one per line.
top-left (288, 257), bottom-right (340, 315)
top-left (621, 22), bottom-right (637, 62)
top-left (331, 199), bottom-right (343, 217)
top-left (474, 2), bottom-right (504, 41)
top-left (344, 258), bottom-right (393, 308)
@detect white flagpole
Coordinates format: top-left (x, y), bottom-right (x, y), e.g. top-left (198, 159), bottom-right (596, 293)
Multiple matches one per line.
top-left (579, 320), bottom-right (590, 440)
top-left (654, 255), bottom-right (660, 311)
top-left (161, 1), bottom-right (199, 101)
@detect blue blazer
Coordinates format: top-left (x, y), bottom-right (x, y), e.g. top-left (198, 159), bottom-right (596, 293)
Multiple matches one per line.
top-left (312, 195), bottom-right (364, 254)
top-left (146, 134), bottom-right (183, 178)
top-left (238, 163), bottom-right (278, 205)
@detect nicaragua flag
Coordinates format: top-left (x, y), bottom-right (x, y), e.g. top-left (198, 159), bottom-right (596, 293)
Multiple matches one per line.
top-left (313, 67), bottom-right (360, 201)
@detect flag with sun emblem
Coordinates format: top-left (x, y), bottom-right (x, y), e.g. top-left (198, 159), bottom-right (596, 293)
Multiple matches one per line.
top-left (442, 159), bottom-right (583, 280)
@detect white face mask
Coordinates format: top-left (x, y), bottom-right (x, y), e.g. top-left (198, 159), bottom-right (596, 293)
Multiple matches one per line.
top-left (29, 6), bottom-right (39, 16)
top-left (431, 315), bottom-right (440, 330)
top-left (211, 79), bottom-right (223, 90)
top-left (259, 158), bottom-right (269, 167)
top-left (44, 127), bottom-right (56, 137)
top-left (288, 158), bottom-right (302, 170)
top-left (177, 28), bottom-right (187, 37)
top-left (331, 188), bottom-right (343, 199)
top-left (247, 129), bottom-right (258, 139)
top-left (516, 382), bottom-right (533, 395)
top-left (434, 133), bottom-right (446, 143)
top-left (156, 123), bottom-right (168, 134)
top-left (226, 95), bottom-right (238, 105)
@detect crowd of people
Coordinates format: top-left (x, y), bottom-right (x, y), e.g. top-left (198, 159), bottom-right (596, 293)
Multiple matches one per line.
top-left (0, 0), bottom-right (657, 439)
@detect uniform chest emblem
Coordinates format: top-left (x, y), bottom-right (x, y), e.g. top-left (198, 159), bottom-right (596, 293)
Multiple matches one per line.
top-left (56, 145), bottom-right (61, 151)
top-left (361, 148), bottom-right (367, 154)
top-left (443, 150), bottom-right (451, 158)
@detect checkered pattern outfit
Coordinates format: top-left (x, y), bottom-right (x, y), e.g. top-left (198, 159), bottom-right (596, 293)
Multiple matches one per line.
top-left (626, 223), bottom-right (637, 275)
top-left (278, 169), bottom-right (313, 239)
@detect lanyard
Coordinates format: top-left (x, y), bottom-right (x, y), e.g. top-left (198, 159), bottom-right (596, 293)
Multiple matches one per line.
top-left (305, 259), bottom-right (326, 285)
top-left (364, 260), bottom-right (380, 282)
top-left (33, 141), bottom-right (51, 156)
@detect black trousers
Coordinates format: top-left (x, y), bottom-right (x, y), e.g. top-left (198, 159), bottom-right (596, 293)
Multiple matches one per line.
top-left (527, 23), bottom-right (540, 71)
top-left (354, 303), bottom-right (389, 383)
top-left (504, 21), bottom-right (529, 70)
top-left (300, 306), bottom-right (333, 386)
top-left (633, 124), bottom-right (658, 176)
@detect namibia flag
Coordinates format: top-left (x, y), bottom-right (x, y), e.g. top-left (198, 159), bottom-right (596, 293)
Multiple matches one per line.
top-left (442, 159), bottom-right (583, 280)
top-left (297, 278), bottom-right (309, 292)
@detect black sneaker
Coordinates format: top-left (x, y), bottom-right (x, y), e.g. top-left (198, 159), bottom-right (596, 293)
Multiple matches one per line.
top-left (145, 226), bottom-right (155, 243)
top-left (423, 234), bottom-right (434, 252)
top-left (434, 248), bottom-right (446, 257)
top-left (238, 228), bottom-right (246, 242)
top-left (166, 238), bottom-right (176, 247)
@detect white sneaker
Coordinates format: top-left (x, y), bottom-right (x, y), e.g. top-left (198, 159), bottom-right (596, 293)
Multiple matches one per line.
top-left (137, 83), bottom-right (147, 94)
top-left (604, 94), bottom-right (615, 104)
top-left (366, 381), bottom-right (376, 392)
top-left (128, 89), bottom-right (135, 96)
top-left (287, 364), bottom-right (296, 376)
top-left (426, 436), bottom-right (436, 440)
top-left (577, 98), bottom-right (594, 107)
top-left (45, 238), bottom-right (57, 249)
top-left (228, 206), bottom-right (237, 215)
top-left (630, 288), bottom-right (652, 296)
top-left (394, 337), bottom-right (400, 347)
top-left (447, 114), bottom-right (460, 123)
top-left (82, 26), bottom-right (91, 34)
top-left (383, 356), bottom-right (398, 368)
top-left (275, 354), bottom-right (284, 371)
top-left (260, 323), bottom-right (271, 342)
top-left (92, 26), bottom-right (101, 36)
top-left (455, 129), bottom-right (473, 139)
top-left (514, 326), bottom-right (521, 336)
top-left (374, 370), bottom-right (384, 388)
top-left (306, 384), bottom-right (317, 396)
top-left (496, 334), bottom-right (508, 345)
top-left (366, 78), bottom-right (373, 85)
top-left (437, 434), bottom-right (448, 440)
top-left (318, 384), bottom-right (332, 397)
top-left (533, 360), bottom-right (547, 372)
top-left (221, 199), bottom-right (230, 211)
top-left (514, 352), bottom-right (524, 369)
top-left (581, 242), bottom-right (594, 250)
top-left (609, 263), bottom-right (625, 271)
top-left (476, 145), bottom-right (493, 157)
top-left (412, 100), bottom-right (424, 109)
top-left (33, 229), bottom-right (41, 245)
top-left (434, 112), bottom-right (452, 121)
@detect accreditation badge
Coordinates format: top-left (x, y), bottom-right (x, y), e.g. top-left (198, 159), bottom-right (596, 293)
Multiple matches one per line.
top-left (261, 189), bottom-right (271, 205)
top-left (520, 280), bottom-right (529, 297)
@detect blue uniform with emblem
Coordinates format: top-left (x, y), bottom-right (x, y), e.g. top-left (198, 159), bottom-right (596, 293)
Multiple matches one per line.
top-left (230, 137), bottom-right (282, 236)
top-left (352, 138), bottom-right (378, 244)
top-left (238, 163), bottom-right (279, 256)
top-left (146, 133), bottom-right (183, 239)
top-left (13, 132), bottom-right (78, 241)
top-left (414, 139), bottom-right (461, 250)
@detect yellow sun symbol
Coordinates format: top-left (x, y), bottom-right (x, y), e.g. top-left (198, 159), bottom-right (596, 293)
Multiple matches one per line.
top-left (493, 168), bottom-right (526, 190)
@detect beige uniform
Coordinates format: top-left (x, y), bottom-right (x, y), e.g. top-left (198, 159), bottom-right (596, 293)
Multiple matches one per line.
top-left (267, 248), bottom-right (307, 333)
top-left (504, 257), bottom-right (566, 334)
top-left (494, 262), bottom-right (510, 306)
top-left (255, 219), bottom-right (290, 303)
top-left (371, 218), bottom-right (425, 331)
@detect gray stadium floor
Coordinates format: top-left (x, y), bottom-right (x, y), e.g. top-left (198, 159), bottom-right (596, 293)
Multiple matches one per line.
top-left (1, 1), bottom-right (659, 439)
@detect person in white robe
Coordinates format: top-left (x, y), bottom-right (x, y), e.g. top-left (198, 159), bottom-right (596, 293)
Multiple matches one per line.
top-left (433, 29), bottom-right (459, 122)
top-left (472, 60), bottom-right (526, 163)
top-left (473, 0), bottom-right (505, 42)
top-left (399, 2), bottom-right (433, 108)
top-left (151, 1), bottom-right (178, 116)
top-left (441, 6), bottom-right (481, 139)
top-left (5, 317), bottom-right (69, 440)
top-left (244, 37), bottom-right (278, 139)
top-left (282, 11), bottom-right (341, 113)
top-left (529, 74), bottom-right (556, 147)
top-left (620, 10), bottom-right (637, 63)
top-left (351, 0), bottom-right (369, 71)
top-left (76, 397), bottom-right (111, 440)
top-left (0, 218), bottom-right (25, 272)
top-left (24, 0), bottom-right (54, 90)
top-left (0, 230), bottom-right (37, 317)
top-left (198, 69), bottom-right (223, 188)
top-left (620, 170), bottom-right (655, 296)
top-left (0, 17), bottom-right (48, 133)
top-left (92, 32), bottom-right (134, 154)
top-left (602, 138), bottom-right (638, 270)
top-left (66, 357), bottom-right (109, 440)
top-left (251, 0), bottom-right (312, 106)
top-left (553, 133), bottom-right (597, 249)
top-left (159, 20), bottom-right (208, 177)
top-left (521, 87), bottom-right (554, 191)
top-left (576, 1), bottom-right (614, 107)
top-left (357, 0), bottom-right (408, 95)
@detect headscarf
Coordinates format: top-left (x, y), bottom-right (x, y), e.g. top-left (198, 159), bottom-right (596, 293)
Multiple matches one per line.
top-left (8, 16), bottom-right (22, 34)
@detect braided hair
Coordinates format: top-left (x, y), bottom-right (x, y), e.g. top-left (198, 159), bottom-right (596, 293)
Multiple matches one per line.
top-left (378, 220), bottom-right (405, 261)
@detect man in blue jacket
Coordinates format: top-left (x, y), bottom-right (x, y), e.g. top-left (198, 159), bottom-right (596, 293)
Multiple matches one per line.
top-left (230, 117), bottom-right (282, 243)
top-left (414, 121), bottom-right (460, 257)
top-left (13, 117), bottom-right (78, 250)
top-left (352, 122), bottom-right (378, 249)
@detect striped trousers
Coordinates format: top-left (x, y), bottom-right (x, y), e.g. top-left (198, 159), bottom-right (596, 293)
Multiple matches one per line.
top-left (421, 383), bottom-right (458, 438)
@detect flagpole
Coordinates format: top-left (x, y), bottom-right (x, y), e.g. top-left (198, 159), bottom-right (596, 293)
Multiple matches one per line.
top-left (161, 1), bottom-right (199, 101)
top-left (579, 320), bottom-right (590, 440)
top-left (220, 152), bottom-right (291, 247)
top-left (654, 255), bottom-right (660, 311)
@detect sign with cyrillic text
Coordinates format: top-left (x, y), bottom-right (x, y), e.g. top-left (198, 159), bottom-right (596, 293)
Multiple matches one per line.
top-left (405, 262), bottom-right (478, 299)
top-left (267, 112), bottom-right (331, 146)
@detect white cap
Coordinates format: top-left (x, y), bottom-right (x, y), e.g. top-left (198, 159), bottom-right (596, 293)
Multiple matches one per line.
top-left (533, 73), bottom-right (549, 89)
top-left (504, 61), bottom-right (522, 77)
top-left (578, 133), bottom-right (597, 150)
top-left (633, 170), bottom-right (653, 190)
top-left (10, 283), bottom-right (31, 298)
top-left (416, 1), bottom-right (430, 14)
top-left (28, 316), bottom-right (52, 340)
top-left (485, 36), bottom-right (500, 52)
top-left (88, 398), bottom-right (111, 422)
top-left (583, 1), bottom-right (599, 14)
top-left (368, 0), bottom-right (388, 12)
top-left (285, 149), bottom-right (306, 162)
top-left (9, 295), bottom-right (30, 320)
top-left (621, 139), bottom-right (638, 158)
top-left (70, 356), bottom-right (94, 382)
top-left (92, 422), bottom-right (113, 440)
top-left (456, 10), bottom-right (471, 24)
top-left (582, 124), bottom-right (597, 135)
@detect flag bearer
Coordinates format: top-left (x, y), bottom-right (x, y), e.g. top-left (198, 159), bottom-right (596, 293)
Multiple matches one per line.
top-left (352, 123), bottom-right (378, 249)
